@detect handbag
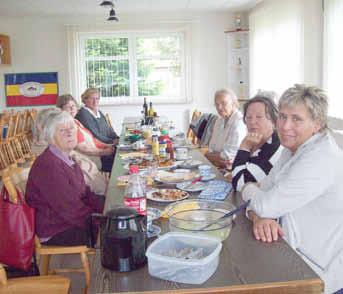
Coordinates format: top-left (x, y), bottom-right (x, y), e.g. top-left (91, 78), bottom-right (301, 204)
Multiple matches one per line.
top-left (0, 185), bottom-right (35, 271)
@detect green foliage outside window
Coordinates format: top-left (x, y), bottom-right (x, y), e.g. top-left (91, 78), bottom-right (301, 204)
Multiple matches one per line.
top-left (84, 35), bottom-right (181, 98)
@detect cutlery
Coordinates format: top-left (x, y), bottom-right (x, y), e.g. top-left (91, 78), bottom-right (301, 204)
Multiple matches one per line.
top-left (199, 200), bottom-right (251, 230)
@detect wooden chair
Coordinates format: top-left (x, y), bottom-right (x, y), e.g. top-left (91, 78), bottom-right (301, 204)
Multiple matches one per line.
top-left (105, 113), bottom-right (114, 130)
top-left (0, 264), bottom-right (70, 294)
top-left (2, 169), bottom-right (94, 294)
top-left (187, 109), bottom-right (201, 145)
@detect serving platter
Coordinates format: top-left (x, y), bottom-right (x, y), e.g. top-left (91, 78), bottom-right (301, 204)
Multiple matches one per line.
top-left (147, 189), bottom-right (189, 202)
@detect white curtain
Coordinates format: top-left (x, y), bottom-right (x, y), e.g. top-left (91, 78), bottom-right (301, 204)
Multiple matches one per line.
top-left (323, 0), bottom-right (343, 118)
top-left (249, 0), bottom-right (304, 98)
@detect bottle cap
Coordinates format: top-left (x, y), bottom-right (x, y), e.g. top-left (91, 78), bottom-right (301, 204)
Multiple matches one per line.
top-left (129, 165), bottom-right (139, 174)
top-left (161, 129), bottom-right (168, 135)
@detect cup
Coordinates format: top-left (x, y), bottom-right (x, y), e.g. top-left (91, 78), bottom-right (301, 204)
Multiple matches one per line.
top-left (175, 147), bottom-right (188, 161)
top-left (198, 165), bottom-right (212, 178)
top-left (132, 140), bottom-right (145, 150)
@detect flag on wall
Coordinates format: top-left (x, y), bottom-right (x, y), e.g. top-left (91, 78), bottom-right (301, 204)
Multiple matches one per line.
top-left (5, 72), bottom-right (58, 106)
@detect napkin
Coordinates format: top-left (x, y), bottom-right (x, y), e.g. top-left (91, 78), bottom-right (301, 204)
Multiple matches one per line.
top-left (198, 180), bottom-right (232, 201)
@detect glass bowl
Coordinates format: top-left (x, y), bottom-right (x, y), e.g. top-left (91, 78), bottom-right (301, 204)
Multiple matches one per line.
top-left (165, 199), bottom-right (235, 241)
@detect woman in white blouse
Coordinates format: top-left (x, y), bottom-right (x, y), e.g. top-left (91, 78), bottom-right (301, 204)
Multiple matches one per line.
top-left (242, 84), bottom-right (343, 294)
top-left (205, 88), bottom-right (246, 167)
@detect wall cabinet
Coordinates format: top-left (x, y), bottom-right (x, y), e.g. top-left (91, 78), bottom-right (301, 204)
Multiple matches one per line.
top-left (226, 29), bottom-right (249, 100)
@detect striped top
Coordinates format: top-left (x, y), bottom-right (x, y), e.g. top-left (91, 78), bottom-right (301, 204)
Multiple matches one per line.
top-left (231, 132), bottom-right (282, 192)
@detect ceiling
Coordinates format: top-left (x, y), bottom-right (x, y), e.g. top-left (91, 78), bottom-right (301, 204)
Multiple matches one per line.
top-left (0, 0), bottom-right (259, 17)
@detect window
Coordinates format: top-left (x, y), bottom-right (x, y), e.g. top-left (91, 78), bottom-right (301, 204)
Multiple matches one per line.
top-left (78, 32), bottom-right (186, 104)
top-left (324, 0), bottom-right (343, 118)
top-left (249, 0), bottom-right (304, 97)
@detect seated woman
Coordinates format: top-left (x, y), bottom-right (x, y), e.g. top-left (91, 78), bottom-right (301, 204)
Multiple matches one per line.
top-left (232, 92), bottom-right (283, 191)
top-left (56, 94), bottom-right (114, 158)
top-left (205, 88), bottom-right (246, 167)
top-left (32, 108), bottom-right (107, 195)
top-left (241, 84), bottom-right (343, 294)
top-left (75, 88), bottom-right (119, 173)
top-left (26, 111), bottom-right (104, 246)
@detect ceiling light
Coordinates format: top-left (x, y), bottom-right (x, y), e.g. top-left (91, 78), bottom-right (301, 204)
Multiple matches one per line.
top-left (107, 8), bottom-right (119, 21)
top-left (100, 1), bottom-right (114, 7)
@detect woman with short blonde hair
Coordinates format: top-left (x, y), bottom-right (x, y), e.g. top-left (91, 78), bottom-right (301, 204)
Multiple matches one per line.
top-left (242, 84), bottom-right (343, 294)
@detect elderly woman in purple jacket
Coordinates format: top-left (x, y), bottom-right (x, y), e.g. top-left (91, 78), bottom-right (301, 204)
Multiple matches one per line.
top-left (26, 110), bottom-right (104, 246)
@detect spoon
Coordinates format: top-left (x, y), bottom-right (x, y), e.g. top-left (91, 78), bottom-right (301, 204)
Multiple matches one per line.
top-left (199, 200), bottom-right (251, 231)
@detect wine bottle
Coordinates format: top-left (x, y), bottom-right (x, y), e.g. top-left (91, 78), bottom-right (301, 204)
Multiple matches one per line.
top-left (143, 97), bottom-right (148, 118)
top-left (148, 102), bottom-right (155, 117)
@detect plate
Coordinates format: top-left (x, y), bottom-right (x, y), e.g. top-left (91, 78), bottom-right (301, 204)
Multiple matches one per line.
top-left (201, 173), bottom-right (217, 181)
top-left (176, 181), bottom-right (207, 192)
top-left (117, 175), bottom-right (130, 182)
top-left (179, 160), bottom-right (202, 169)
top-left (123, 160), bottom-right (179, 171)
top-left (155, 171), bottom-right (199, 184)
top-left (147, 207), bottom-right (162, 222)
top-left (147, 189), bottom-right (190, 202)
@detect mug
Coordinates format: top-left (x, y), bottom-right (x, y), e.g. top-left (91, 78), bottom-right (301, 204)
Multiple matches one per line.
top-left (175, 147), bottom-right (188, 160)
top-left (198, 165), bottom-right (212, 178)
top-left (132, 140), bottom-right (145, 150)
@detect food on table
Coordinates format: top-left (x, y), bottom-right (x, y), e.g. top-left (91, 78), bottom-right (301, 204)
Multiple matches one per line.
top-left (150, 189), bottom-right (188, 201)
top-left (157, 170), bottom-right (197, 183)
top-left (162, 247), bottom-right (205, 260)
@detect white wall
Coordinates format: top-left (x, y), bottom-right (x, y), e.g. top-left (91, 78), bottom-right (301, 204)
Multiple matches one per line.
top-left (0, 12), bottom-right (236, 133)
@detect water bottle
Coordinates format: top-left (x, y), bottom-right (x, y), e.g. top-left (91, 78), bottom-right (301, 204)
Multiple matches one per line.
top-left (124, 165), bottom-right (147, 215)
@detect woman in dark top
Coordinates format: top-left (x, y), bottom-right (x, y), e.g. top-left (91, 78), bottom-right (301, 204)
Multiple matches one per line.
top-left (232, 92), bottom-right (282, 191)
top-left (75, 88), bottom-right (119, 172)
top-left (26, 111), bottom-right (104, 246)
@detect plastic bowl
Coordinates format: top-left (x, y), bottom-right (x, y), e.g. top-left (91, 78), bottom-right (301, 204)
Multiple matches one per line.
top-left (166, 199), bottom-right (235, 241)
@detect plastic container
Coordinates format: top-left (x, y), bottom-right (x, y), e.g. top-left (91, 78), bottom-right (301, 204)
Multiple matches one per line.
top-left (146, 232), bottom-right (222, 284)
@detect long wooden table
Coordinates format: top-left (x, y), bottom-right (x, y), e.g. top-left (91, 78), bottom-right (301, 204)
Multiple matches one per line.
top-left (89, 125), bottom-right (323, 293)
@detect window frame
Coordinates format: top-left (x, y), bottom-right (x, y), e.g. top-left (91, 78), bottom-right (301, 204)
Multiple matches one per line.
top-left (76, 30), bottom-right (190, 105)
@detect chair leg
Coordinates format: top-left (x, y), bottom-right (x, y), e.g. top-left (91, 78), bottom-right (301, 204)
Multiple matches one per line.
top-left (40, 255), bottom-right (51, 275)
top-left (80, 252), bottom-right (90, 293)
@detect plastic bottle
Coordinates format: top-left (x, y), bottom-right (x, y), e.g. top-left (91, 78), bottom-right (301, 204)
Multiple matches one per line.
top-left (152, 135), bottom-right (160, 157)
top-left (166, 140), bottom-right (174, 160)
top-left (124, 165), bottom-right (147, 215)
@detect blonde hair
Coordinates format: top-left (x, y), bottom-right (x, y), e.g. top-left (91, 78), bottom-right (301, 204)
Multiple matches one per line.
top-left (81, 88), bottom-right (100, 104)
top-left (279, 84), bottom-right (328, 130)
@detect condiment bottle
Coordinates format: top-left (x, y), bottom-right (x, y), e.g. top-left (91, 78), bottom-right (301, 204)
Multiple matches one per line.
top-left (159, 141), bottom-right (167, 159)
top-left (151, 135), bottom-right (159, 157)
top-left (166, 141), bottom-right (174, 160)
top-left (124, 165), bottom-right (146, 215)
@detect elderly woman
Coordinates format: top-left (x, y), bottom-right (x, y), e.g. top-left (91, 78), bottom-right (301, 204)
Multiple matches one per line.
top-left (26, 111), bottom-right (104, 246)
top-left (75, 88), bottom-right (119, 172)
top-left (205, 88), bottom-right (246, 167)
top-left (232, 92), bottom-right (283, 191)
top-left (241, 85), bottom-right (343, 294)
top-left (32, 108), bottom-right (107, 195)
top-left (56, 94), bottom-right (114, 157)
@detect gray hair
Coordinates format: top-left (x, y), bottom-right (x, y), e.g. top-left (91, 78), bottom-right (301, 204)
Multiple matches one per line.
top-left (243, 90), bottom-right (279, 125)
top-left (43, 110), bottom-right (75, 144)
top-left (278, 84), bottom-right (328, 129)
top-left (32, 108), bottom-right (61, 142)
top-left (214, 88), bottom-right (238, 108)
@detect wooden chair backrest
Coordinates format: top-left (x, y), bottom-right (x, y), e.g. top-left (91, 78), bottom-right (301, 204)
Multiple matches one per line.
top-left (187, 109), bottom-right (202, 145)
top-left (105, 113), bottom-right (114, 130)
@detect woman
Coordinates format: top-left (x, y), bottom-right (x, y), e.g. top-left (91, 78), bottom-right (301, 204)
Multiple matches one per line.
top-left (232, 92), bottom-right (283, 191)
top-left (26, 111), bottom-right (104, 246)
top-left (75, 88), bottom-right (119, 172)
top-left (56, 94), bottom-right (113, 157)
top-left (241, 84), bottom-right (343, 294)
top-left (33, 107), bottom-right (107, 195)
top-left (205, 88), bottom-right (246, 167)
